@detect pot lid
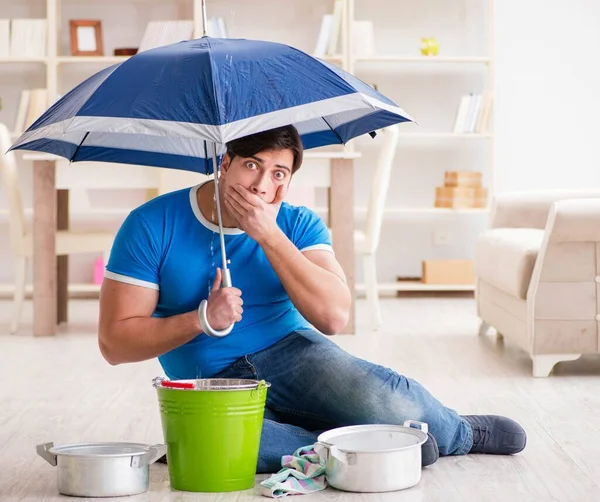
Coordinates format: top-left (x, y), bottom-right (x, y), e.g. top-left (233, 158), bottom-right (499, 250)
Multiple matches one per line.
top-left (317, 424), bottom-right (428, 453)
top-left (48, 442), bottom-right (152, 458)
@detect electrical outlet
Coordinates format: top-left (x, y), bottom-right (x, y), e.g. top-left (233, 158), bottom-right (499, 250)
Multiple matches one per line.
top-left (433, 230), bottom-right (452, 246)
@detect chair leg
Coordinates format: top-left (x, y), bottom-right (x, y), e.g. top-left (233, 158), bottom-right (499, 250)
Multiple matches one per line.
top-left (362, 253), bottom-right (381, 330)
top-left (478, 321), bottom-right (491, 336)
top-left (532, 354), bottom-right (581, 377)
top-left (11, 257), bottom-right (27, 334)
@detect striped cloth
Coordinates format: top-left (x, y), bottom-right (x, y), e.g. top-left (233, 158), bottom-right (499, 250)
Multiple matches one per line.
top-left (259, 445), bottom-right (327, 498)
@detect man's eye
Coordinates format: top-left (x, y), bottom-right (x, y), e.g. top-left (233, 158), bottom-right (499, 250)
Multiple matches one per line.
top-left (274, 171), bottom-right (285, 180)
top-left (246, 161), bottom-right (257, 169)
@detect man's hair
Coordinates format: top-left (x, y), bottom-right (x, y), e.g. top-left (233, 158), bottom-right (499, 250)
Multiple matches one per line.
top-left (225, 125), bottom-right (303, 174)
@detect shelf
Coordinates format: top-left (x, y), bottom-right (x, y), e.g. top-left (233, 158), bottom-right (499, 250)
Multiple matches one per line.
top-left (0, 283), bottom-right (101, 298)
top-left (397, 132), bottom-right (492, 139)
top-left (0, 281), bottom-right (475, 298)
top-left (0, 207), bottom-right (488, 220)
top-left (356, 281), bottom-right (475, 292)
top-left (57, 56), bottom-right (130, 65)
top-left (355, 56), bottom-right (490, 64)
top-left (314, 206), bottom-right (489, 216)
top-left (356, 132), bottom-right (492, 147)
top-left (0, 57), bottom-right (47, 64)
top-left (318, 54), bottom-right (344, 63)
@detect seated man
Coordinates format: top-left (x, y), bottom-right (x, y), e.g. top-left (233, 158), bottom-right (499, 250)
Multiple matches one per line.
top-left (98, 125), bottom-right (526, 471)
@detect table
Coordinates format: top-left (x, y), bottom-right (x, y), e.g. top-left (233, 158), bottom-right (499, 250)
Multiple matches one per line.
top-left (23, 150), bottom-right (359, 336)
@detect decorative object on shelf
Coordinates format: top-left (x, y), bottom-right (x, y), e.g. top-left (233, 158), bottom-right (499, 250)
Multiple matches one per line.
top-left (113, 48), bottom-right (137, 56)
top-left (421, 259), bottom-right (474, 285)
top-left (420, 37), bottom-right (439, 56)
top-left (453, 90), bottom-right (492, 133)
top-left (138, 20), bottom-right (194, 53)
top-left (69, 20), bottom-right (103, 56)
top-left (93, 257), bottom-right (105, 285)
top-left (435, 170), bottom-right (487, 208)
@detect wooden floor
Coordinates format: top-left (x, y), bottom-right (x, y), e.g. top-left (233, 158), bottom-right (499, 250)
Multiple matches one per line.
top-left (2, 296), bottom-right (600, 501)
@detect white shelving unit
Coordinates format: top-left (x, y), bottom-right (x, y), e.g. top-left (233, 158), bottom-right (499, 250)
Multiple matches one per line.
top-left (0, 0), bottom-right (493, 294)
top-left (342, 0), bottom-right (494, 293)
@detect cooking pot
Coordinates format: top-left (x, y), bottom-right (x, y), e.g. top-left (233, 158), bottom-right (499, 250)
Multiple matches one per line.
top-left (36, 441), bottom-right (166, 497)
top-left (315, 420), bottom-right (428, 493)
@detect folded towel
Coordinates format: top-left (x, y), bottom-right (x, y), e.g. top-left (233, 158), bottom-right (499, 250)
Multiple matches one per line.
top-left (259, 445), bottom-right (327, 498)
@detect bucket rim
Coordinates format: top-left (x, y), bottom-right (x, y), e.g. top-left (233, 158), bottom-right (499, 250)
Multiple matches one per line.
top-left (153, 377), bottom-right (271, 391)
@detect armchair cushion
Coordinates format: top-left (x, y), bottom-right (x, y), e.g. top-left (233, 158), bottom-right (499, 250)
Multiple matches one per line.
top-left (475, 228), bottom-right (545, 299)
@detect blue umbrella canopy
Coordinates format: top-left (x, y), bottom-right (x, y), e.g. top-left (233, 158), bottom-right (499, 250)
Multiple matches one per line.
top-left (10, 36), bottom-right (414, 174)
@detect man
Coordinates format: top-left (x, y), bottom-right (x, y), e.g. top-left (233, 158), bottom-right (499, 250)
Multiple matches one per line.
top-left (98, 125), bottom-right (526, 472)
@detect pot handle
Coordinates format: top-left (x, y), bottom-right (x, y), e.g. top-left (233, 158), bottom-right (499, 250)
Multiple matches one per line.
top-left (36, 442), bottom-right (57, 466)
top-left (403, 420), bottom-right (429, 434)
top-left (314, 442), bottom-right (354, 465)
top-left (131, 444), bottom-right (167, 468)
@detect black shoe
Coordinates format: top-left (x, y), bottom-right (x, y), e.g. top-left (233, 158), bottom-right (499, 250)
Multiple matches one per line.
top-left (462, 415), bottom-right (526, 455)
top-left (421, 432), bottom-right (439, 467)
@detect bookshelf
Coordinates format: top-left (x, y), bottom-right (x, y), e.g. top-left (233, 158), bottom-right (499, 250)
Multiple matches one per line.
top-left (342, 0), bottom-right (494, 293)
top-left (0, 0), bottom-right (494, 294)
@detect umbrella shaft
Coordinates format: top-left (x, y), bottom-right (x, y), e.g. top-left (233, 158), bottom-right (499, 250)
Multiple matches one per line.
top-left (201, 0), bottom-right (208, 36)
top-left (212, 143), bottom-right (231, 287)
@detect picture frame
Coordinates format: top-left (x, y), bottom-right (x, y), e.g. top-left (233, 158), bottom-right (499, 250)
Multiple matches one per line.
top-left (69, 20), bottom-right (103, 56)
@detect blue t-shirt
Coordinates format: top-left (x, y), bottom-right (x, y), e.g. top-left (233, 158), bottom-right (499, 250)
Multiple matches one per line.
top-left (105, 181), bottom-right (333, 378)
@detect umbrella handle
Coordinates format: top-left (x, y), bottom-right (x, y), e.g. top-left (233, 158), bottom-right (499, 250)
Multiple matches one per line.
top-left (198, 299), bottom-right (234, 338)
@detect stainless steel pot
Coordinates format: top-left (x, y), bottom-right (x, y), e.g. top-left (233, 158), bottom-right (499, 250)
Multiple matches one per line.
top-left (36, 441), bottom-right (167, 497)
top-left (315, 420), bottom-right (428, 493)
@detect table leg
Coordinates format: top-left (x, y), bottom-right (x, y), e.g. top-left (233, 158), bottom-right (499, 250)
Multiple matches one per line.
top-left (330, 158), bottom-right (355, 334)
top-left (33, 160), bottom-right (57, 336)
top-left (57, 189), bottom-right (69, 324)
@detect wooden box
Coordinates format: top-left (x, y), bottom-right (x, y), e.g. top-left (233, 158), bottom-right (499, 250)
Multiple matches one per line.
top-left (435, 186), bottom-right (487, 208)
top-left (422, 259), bottom-right (475, 284)
top-left (444, 171), bottom-right (482, 188)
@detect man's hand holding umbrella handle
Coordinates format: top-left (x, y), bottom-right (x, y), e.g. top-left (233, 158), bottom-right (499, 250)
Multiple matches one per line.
top-left (198, 267), bottom-right (242, 338)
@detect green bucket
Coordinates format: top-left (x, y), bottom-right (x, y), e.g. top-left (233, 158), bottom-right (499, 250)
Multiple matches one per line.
top-left (154, 378), bottom-right (270, 492)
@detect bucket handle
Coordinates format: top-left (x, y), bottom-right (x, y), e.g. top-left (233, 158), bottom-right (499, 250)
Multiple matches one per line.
top-left (36, 442), bottom-right (57, 466)
top-left (131, 444), bottom-right (167, 468)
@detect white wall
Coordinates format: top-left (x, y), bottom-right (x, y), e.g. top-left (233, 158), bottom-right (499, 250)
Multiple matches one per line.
top-left (493, 0), bottom-right (600, 193)
top-left (1, 0), bottom-right (599, 286)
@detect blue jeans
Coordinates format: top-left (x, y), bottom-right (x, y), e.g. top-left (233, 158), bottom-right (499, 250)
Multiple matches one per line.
top-left (214, 329), bottom-right (473, 473)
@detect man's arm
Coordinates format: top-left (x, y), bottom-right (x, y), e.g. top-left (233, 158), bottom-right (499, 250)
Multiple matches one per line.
top-left (225, 183), bottom-right (350, 335)
top-left (98, 279), bottom-right (202, 365)
top-left (259, 231), bottom-right (351, 335)
top-left (98, 268), bottom-right (243, 365)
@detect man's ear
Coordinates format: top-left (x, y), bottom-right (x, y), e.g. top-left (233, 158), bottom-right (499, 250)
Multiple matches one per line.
top-left (220, 153), bottom-right (231, 177)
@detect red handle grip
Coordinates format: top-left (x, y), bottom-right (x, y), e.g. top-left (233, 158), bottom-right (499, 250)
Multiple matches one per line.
top-left (161, 381), bottom-right (195, 389)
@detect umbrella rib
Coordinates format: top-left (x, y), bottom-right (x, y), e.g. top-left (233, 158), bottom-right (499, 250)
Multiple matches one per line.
top-left (321, 116), bottom-right (345, 145)
top-left (70, 131), bottom-right (90, 162)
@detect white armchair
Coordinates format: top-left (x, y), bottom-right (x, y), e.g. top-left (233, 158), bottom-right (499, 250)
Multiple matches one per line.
top-left (0, 123), bottom-right (115, 334)
top-left (474, 190), bottom-right (600, 377)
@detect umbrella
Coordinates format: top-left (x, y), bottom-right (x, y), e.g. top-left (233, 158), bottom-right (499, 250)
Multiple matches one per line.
top-left (10, 7), bottom-right (414, 336)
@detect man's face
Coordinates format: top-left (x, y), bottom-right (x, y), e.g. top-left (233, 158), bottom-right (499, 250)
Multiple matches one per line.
top-left (220, 148), bottom-right (294, 204)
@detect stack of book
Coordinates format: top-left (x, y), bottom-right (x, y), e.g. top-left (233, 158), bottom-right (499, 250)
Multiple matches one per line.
top-left (434, 171), bottom-right (487, 209)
